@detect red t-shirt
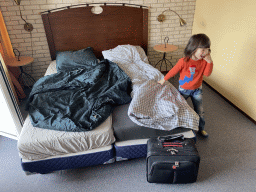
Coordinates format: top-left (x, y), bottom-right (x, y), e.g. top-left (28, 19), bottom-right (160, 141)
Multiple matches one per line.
top-left (164, 58), bottom-right (213, 90)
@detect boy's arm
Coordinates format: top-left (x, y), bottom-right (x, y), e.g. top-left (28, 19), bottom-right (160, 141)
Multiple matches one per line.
top-left (203, 54), bottom-right (213, 76)
top-left (163, 59), bottom-right (183, 81)
top-left (203, 62), bottom-right (213, 76)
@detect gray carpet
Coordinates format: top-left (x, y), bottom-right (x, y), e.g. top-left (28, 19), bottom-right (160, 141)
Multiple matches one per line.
top-left (1, 80), bottom-right (256, 192)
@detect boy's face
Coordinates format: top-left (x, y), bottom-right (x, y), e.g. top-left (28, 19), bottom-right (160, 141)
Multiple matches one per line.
top-left (193, 48), bottom-right (210, 60)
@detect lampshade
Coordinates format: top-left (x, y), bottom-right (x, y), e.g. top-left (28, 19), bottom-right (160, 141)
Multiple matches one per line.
top-left (179, 18), bottom-right (187, 26)
top-left (13, 0), bottom-right (21, 5)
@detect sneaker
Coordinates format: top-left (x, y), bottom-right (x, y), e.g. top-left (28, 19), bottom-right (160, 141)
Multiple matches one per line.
top-left (198, 130), bottom-right (209, 138)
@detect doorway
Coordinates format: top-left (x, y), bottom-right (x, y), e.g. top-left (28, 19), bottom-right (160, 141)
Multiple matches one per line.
top-left (0, 57), bottom-right (23, 139)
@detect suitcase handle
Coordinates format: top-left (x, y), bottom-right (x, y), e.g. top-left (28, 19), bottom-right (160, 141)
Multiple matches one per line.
top-left (158, 134), bottom-right (184, 142)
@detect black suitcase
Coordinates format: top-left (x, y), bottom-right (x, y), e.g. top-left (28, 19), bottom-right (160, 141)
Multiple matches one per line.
top-left (146, 134), bottom-right (200, 184)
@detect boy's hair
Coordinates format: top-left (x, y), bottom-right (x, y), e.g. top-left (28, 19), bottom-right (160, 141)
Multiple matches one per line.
top-left (184, 33), bottom-right (211, 62)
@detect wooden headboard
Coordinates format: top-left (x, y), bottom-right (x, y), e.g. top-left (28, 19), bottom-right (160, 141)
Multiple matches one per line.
top-left (41, 3), bottom-right (148, 60)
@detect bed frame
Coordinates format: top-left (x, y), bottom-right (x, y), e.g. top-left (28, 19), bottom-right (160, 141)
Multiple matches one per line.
top-left (21, 3), bottom-right (150, 175)
top-left (41, 3), bottom-right (148, 60)
top-left (20, 4), bottom-right (195, 175)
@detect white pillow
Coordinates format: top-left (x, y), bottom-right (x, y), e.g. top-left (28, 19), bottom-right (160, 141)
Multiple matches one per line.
top-left (44, 60), bottom-right (57, 76)
top-left (102, 45), bottom-right (149, 65)
top-left (134, 45), bottom-right (149, 63)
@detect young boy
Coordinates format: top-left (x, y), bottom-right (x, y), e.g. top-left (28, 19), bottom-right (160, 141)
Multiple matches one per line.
top-left (158, 34), bottom-right (213, 138)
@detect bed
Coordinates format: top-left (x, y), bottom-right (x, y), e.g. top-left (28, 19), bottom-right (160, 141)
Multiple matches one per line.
top-left (17, 3), bottom-right (199, 175)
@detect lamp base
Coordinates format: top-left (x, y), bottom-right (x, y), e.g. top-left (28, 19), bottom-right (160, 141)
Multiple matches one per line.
top-left (157, 14), bottom-right (165, 22)
top-left (24, 23), bottom-right (33, 32)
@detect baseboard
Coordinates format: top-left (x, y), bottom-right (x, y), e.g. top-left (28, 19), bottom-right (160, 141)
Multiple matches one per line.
top-left (0, 132), bottom-right (18, 140)
top-left (203, 81), bottom-right (256, 125)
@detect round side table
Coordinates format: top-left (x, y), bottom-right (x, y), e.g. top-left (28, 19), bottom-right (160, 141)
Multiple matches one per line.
top-left (153, 44), bottom-right (178, 73)
top-left (6, 56), bottom-right (35, 88)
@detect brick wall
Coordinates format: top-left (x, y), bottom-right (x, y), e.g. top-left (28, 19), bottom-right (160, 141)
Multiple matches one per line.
top-left (0, 0), bottom-right (196, 81)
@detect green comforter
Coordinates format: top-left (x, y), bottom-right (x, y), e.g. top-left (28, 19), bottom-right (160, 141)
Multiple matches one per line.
top-left (26, 59), bottom-right (132, 132)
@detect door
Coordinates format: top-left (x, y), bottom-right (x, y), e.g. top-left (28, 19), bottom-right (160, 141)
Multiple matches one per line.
top-left (0, 54), bottom-right (23, 140)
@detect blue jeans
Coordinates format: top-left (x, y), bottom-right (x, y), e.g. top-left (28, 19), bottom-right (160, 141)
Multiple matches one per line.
top-left (179, 86), bottom-right (205, 131)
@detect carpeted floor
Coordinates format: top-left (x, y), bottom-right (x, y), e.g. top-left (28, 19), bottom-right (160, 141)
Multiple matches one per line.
top-left (1, 81), bottom-right (256, 192)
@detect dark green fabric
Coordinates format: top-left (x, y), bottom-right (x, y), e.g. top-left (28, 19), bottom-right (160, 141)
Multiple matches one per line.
top-left (26, 59), bottom-right (132, 132)
top-left (56, 47), bottom-right (98, 72)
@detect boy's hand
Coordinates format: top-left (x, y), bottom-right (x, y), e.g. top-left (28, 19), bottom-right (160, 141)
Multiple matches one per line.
top-left (203, 53), bottom-right (213, 63)
top-left (158, 79), bottom-right (166, 85)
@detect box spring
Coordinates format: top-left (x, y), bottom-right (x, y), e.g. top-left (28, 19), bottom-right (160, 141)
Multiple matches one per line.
top-left (21, 145), bottom-right (115, 175)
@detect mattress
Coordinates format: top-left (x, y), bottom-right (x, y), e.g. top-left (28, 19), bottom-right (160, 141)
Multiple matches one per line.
top-left (18, 114), bottom-right (115, 160)
top-left (112, 103), bottom-right (194, 142)
top-left (18, 61), bottom-right (115, 161)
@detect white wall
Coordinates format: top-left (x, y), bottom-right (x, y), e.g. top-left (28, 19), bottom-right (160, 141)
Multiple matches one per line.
top-left (193, 0), bottom-right (256, 121)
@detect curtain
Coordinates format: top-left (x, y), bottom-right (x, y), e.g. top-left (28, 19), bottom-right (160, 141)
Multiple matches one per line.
top-left (0, 10), bottom-right (26, 102)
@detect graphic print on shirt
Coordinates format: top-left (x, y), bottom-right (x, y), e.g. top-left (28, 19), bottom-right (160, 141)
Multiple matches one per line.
top-left (179, 65), bottom-right (197, 86)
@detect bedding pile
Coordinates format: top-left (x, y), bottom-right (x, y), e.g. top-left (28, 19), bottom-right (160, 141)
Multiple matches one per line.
top-left (26, 49), bottom-right (132, 132)
top-left (102, 45), bottom-right (199, 131)
top-left (26, 45), bottom-right (199, 132)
